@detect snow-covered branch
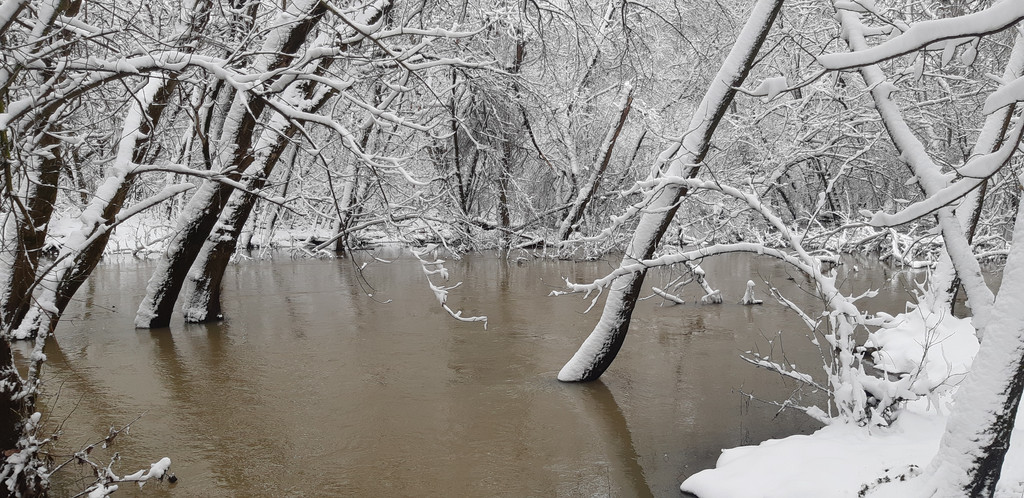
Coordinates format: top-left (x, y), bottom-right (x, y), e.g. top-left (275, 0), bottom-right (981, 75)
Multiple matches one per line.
top-left (818, 1), bottom-right (1024, 70)
top-left (412, 246), bottom-right (487, 328)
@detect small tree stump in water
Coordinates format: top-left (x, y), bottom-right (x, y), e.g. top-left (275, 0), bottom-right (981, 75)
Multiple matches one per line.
top-left (740, 280), bottom-right (764, 305)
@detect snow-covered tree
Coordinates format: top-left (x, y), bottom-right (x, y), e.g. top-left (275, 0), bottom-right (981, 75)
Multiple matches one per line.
top-left (557, 0), bottom-right (784, 382)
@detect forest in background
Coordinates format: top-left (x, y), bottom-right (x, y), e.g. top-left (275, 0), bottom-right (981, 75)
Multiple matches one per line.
top-left (1, 0), bottom-right (1024, 496)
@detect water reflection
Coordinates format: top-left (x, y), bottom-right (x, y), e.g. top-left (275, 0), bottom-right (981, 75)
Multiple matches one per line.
top-left (571, 381), bottom-right (652, 498)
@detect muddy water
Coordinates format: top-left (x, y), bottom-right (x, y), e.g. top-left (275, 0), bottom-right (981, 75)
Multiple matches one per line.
top-left (28, 251), bottom-right (917, 497)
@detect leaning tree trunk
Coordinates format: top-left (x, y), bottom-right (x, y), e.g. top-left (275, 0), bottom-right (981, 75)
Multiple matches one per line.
top-left (919, 171), bottom-right (1024, 496)
top-left (0, 126), bottom-right (62, 332)
top-left (179, 4), bottom-right (393, 323)
top-left (180, 86), bottom-right (328, 323)
top-left (557, 0), bottom-right (783, 382)
top-left (928, 35), bottom-right (1023, 314)
top-left (825, 3), bottom-right (1000, 334)
top-left (11, 0), bottom-right (210, 339)
top-left (557, 83), bottom-right (633, 241)
top-left (134, 0), bottom-right (329, 329)
top-left (0, 0), bottom-right (85, 333)
top-left (14, 76), bottom-right (182, 339)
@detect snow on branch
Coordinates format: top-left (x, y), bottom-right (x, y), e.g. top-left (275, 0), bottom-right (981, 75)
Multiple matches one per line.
top-left (741, 353), bottom-right (829, 392)
top-left (818, 1), bottom-right (1024, 70)
top-left (828, 3), bottom-right (997, 332)
top-left (651, 287), bottom-right (685, 305)
top-left (864, 112), bottom-right (1024, 227)
top-left (411, 246), bottom-right (487, 329)
top-left (128, 163), bottom-right (292, 209)
top-left (549, 242), bottom-right (812, 300)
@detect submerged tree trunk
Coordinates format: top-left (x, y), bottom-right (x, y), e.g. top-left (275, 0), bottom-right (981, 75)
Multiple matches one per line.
top-left (0, 0), bottom-right (85, 333)
top-left (14, 77), bottom-right (181, 339)
top-left (134, 0), bottom-right (329, 329)
top-left (10, 0), bottom-right (210, 339)
top-left (179, 4), bottom-right (393, 323)
top-left (557, 0), bottom-right (784, 382)
top-left (180, 97), bottom-right (316, 323)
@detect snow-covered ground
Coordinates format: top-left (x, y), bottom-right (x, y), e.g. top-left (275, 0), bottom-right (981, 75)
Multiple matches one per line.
top-left (680, 306), bottom-right (1024, 497)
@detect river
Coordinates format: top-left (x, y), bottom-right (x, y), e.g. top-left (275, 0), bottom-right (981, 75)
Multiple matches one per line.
top-left (24, 250), bottom-right (920, 497)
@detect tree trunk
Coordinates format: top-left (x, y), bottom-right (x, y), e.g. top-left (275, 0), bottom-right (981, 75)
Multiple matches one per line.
top-left (557, 83), bottom-right (633, 241)
top-left (0, 0), bottom-right (84, 333)
top-left (9, 0), bottom-right (211, 339)
top-left (557, 0), bottom-right (784, 382)
top-left (831, 3), bottom-right (999, 333)
top-left (178, 3), bottom-right (393, 323)
top-left (497, 148), bottom-right (512, 246)
top-left (333, 121), bottom-right (377, 253)
top-left (260, 146), bottom-right (298, 249)
top-left (931, 37), bottom-right (1023, 314)
top-left (920, 174), bottom-right (1024, 496)
top-left (135, 0), bottom-right (329, 329)
top-left (495, 37), bottom-right (528, 248)
top-left (180, 113), bottom-right (304, 323)
top-left (0, 128), bottom-right (62, 332)
top-left (0, 337), bottom-right (24, 452)
top-left (449, 67), bottom-right (469, 213)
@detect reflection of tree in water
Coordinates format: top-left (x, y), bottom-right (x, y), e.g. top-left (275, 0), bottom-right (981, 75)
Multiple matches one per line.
top-left (573, 381), bottom-right (653, 498)
top-left (153, 321), bottom-right (287, 493)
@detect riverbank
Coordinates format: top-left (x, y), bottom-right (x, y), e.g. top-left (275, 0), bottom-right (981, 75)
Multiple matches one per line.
top-left (681, 304), bottom-right (1024, 497)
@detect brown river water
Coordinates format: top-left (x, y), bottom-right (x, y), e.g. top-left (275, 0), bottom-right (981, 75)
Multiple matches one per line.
top-left (20, 250), bottom-right (920, 497)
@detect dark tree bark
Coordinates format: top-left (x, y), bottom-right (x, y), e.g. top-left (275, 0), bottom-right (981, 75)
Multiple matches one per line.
top-left (10, 0), bottom-right (211, 339)
top-left (0, 337), bottom-right (25, 452)
top-left (0, 0), bottom-right (86, 334)
top-left (175, 2), bottom-right (393, 323)
top-left (180, 92), bottom-right (323, 323)
top-left (1, 128), bottom-right (62, 331)
top-left (17, 77), bottom-right (182, 339)
top-left (135, 0), bottom-right (331, 329)
top-left (921, 193), bottom-right (1024, 496)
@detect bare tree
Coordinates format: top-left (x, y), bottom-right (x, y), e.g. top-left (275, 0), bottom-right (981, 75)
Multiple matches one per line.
top-left (133, 0), bottom-right (335, 329)
top-left (557, 0), bottom-right (784, 382)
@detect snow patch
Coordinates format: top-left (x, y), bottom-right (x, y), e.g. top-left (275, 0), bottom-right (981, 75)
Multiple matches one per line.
top-left (681, 306), bottom-right (988, 497)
